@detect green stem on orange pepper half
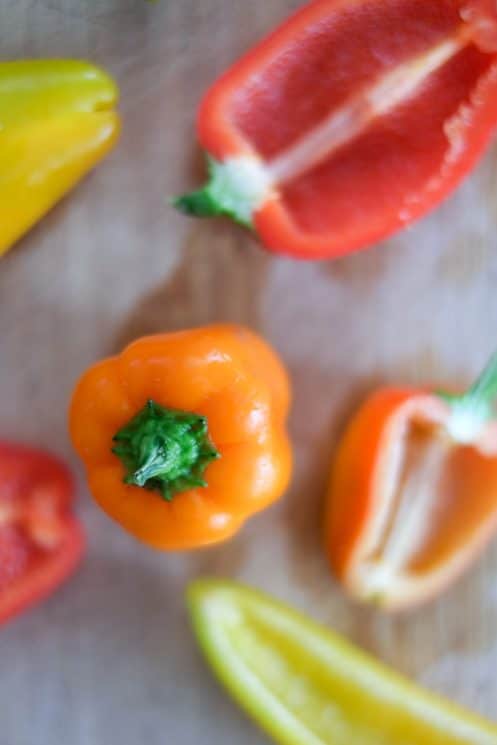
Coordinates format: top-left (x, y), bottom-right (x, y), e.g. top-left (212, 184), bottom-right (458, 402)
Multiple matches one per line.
top-left (439, 349), bottom-right (497, 443)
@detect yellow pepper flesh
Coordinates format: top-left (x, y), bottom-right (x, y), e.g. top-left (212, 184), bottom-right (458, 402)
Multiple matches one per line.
top-left (0, 60), bottom-right (119, 256)
top-left (188, 580), bottom-right (497, 745)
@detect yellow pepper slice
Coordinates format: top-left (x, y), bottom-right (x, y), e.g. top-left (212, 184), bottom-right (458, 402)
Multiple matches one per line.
top-left (0, 60), bottom-right (119, 256)
top-left (188, 580), bottom-right (497, 745)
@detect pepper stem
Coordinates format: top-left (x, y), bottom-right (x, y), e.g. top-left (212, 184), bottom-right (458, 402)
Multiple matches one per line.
top-left (173, 186), bottom-right (224, 220)
top-left (439, 349), bottom-right (497, 443)
top-left (112, 400), bottom-right (220, 501)
top-left (172, 153), bottom-right (273, 229)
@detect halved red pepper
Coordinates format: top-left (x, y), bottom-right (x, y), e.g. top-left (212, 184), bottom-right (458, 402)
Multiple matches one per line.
top-left (176, 0), bottom-right (497, 259)
top-left (325, 349), bottom-right (497, 611)
top-left (0, 442), bottom-right (84, 626)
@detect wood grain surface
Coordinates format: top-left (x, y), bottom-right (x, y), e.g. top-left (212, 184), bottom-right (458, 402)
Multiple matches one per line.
top-left (1, 1), bottom-right (497, 743)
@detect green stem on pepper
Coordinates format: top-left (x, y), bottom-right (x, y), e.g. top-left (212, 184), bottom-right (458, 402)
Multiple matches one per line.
top-left (112, 400), bottom-right (219, 501)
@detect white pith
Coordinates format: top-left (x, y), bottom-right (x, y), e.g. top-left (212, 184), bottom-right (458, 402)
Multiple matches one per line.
top-left (0, 493), bottom-right (60, 549)
top-left (446, 402), bottom-right (489, 443)
top-left (210, 155), bottom-right (274, 224)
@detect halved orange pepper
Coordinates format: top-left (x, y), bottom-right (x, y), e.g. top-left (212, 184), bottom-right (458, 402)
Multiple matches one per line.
top-left (69, 325), bottom-right (292, 550)
top-left (325, 350), bottom-right (497, 611)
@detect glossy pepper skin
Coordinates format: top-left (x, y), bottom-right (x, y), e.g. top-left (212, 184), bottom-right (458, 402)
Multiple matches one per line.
top-left (69, 325), bottom-right (292, 550)
top-left (0, 60), bottom-right (119, 257)
top-left (325, 350), bottom-right (497, 612)
top-left (175, 0), bottom-right (497, 259)
top-left (0, 442), bottom-right (85, 626)
top-left (188, 580), bottom-right (497, 745)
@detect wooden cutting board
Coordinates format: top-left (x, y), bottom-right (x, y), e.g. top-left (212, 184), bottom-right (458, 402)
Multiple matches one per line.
top-left (1, 1), bottom-right (496, 742)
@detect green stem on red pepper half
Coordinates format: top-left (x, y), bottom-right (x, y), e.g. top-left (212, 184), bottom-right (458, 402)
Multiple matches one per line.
top-left (173, 154), bottom-right (272, 229)
top-left (112, 400), bottom-right (220, 501)
top-left (438, 349), bottom-right (497, 443)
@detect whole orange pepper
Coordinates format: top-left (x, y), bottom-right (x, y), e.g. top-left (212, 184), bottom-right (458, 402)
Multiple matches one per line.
top-left (69, 325), bottom-right (292, 550)
top-left (325, 350), bottom-right (497, 611)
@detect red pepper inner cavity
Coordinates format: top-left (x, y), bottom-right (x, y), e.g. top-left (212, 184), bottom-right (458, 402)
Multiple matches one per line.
top-left (0, 473), bottom-right (64, 591)
top-left (229, 0), bottom-right (496, 236)
top-left (0, 526), bottom-right (32, 591)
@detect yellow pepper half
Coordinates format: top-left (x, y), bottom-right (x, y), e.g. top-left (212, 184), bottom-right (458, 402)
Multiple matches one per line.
top-left (0, 60), bottom-right (120, 256)
top-left (188, 580), bottom-right (497, 745)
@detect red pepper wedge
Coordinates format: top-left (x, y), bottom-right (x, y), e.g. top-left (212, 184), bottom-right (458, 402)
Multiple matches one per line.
top-left (0, 442), bottom-right (84, 626)
top-left (175, 0), bottom-right (497, 259)
top-left (325, 349), bottom-right (497, 611)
